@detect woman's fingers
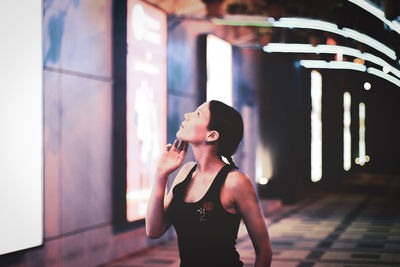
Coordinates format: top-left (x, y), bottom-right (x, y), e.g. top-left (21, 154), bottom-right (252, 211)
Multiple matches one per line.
top-left (178, 141), bottom-right (188, 160)
top-left (165, 144), bottom-right (172, 151)
top-left (172, 139), bottom-right (179, 151)
top-left (177, 139), bottom-right (185, 151)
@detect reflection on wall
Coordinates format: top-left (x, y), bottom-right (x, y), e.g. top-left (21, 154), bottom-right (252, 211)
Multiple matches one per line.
top-left (343, 92), bottom-right (351, 171)
top-left (206, 34), bottom-right (233, 106)
top-left (126, 0), bottom-right (167, 222)
top-left (256, 143), bottom-right (273, 185)
top-left (311, 70), bottom-right (322, 182)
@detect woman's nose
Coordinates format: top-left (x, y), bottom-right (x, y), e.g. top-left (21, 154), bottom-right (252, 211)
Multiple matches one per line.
top-left (184, 113), bottom-right (189, 120)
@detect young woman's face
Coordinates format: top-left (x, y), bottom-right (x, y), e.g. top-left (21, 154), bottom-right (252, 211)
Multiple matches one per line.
top-left (176, 102), bottom-right (211, 144)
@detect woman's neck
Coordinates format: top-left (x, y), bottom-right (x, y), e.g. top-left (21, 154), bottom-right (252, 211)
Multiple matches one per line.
top-left (191, 143), bottom-right (225, 175)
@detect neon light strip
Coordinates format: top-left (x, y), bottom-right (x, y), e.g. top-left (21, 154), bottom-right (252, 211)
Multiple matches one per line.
top-left (264, 43), bottom-right (400, 80)
top-left (347, 0), bottom-right (400, 35)
top-left (301, 61), bottom-right (400, 87)
top-left (341, 27), bottom-right (395, 59)
top-left (213, 16), bottom-right (396, 60)
top-left (358, 103), bottom-right (366, 166)
top-left (343, 92), bottom-right (351, 171)
top-left (300, 60), bottom-right (367, 72)
top-left (274, 18), bottom-right (396, 60)
top-left (367, 67), bottom-right (400, 87)
top-left (311, 70), bottom-right (322, 182)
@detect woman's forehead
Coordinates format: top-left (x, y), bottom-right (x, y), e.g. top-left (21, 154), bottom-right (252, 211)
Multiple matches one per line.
top-left (198, 102), bottom-right (210, 111)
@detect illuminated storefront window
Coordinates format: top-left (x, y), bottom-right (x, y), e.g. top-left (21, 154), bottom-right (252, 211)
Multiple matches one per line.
top-left (311, 70), bottom-right (322, 182)
top-left (126, 0), bottom-right (167, 222)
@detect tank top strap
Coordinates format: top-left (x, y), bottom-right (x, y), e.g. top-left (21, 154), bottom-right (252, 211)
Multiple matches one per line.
top-left (206, 164), bottom-right (235, 201)
top-left (172, 164), bottom-right (197, 197)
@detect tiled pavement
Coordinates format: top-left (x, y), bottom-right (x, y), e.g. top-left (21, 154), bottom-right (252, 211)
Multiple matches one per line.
top-left (103, 177), bottom-right (400, 267)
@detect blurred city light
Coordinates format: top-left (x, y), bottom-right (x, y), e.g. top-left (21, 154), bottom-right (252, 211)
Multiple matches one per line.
top-left (311, 70), bottom-right (322, 182)
top-left (344, 92), bottom-right (351, 171)
top-left (364, 82), bottom-right (371, 90)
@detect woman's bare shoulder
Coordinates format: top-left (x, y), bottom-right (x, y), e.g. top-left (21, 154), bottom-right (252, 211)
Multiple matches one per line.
top-left (225, 169), bottom-right (254, 194)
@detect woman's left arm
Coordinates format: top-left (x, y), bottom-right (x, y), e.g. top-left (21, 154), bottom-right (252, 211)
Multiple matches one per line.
top-left (228, 172), bottom-right (272, 267)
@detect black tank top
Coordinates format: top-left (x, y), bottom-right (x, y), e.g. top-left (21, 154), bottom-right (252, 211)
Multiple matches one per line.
top-left (167, 164), bottom-right (243, 267)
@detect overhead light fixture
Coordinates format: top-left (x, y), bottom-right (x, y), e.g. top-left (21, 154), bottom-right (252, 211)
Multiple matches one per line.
top-left (367, 67), bottom-right (400, 87)
top-left (213, 16), bottom-right (397, 61)
top-left (263, 43), bottom-right (400, 81)
top-left (300, 60), bottom-right (367, 72)
top-left (300, 61), bottom-right (400, 87)
top-left (275, 18), bottom-right (396, 60)
top-left (342, 28), bottom-right (396, 60)
top-left (347, 0), bottom-right (400, 35)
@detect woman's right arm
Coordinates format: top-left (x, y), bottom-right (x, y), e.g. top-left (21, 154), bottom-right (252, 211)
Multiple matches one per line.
top-left (145, 140), bottom-right (188, 239)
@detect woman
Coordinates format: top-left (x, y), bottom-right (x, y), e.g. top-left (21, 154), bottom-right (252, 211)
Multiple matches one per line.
top-left (146, 100), bottom-right (272, 266)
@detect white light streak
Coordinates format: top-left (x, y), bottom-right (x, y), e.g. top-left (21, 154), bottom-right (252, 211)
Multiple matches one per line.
top-left (311, 70), bottom-right (322, 182)
top-left (214, 15), bottom-right (396, 60)
top-left (347, 0), bottom-right (400, 35)
top-left (263, 43), bottom-right (400, 81)
top-left (342, 27), bottom-right (396, 60)
top-left (300, 60), bottom-right (367, 72)
top-left (273, 17), bottom-right (396, 60)
top-left (343, 92), bottom-right (351, 171)
top-left (358, 103), bottom-right (366, 166)
top-left (256, 144), bottom-right (273, 185)
top-left (367, 67), bottom-right (400, 87)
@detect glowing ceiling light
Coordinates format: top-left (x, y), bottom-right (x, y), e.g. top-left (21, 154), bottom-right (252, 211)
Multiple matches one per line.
top-left (213, 16), bottom-right (396, 60)
top-left (342, 28), bottom-right (396, 60)
top-left (263, 43), bottom-right (315, 53)
top-left (364, 82), bottom-right (371, 90)
top-left (300, 60), bottom-right (366, 72)
top-left (347, 0), bottom-right (400, 35)
top-left (275, 17), bottom-right (342, 35)
top-left (212, 15), bottom-right (273, 27)
top-left (263, 43), bottom-right (400, 81)
top-left (275, 17), bottom-right (396, 60)
top-left (367, 67), bottom-right (400, 87)
top-left (383, 65), bottom-right (390, 73)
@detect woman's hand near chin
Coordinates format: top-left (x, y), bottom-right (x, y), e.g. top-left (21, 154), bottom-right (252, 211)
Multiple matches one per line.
top-left (146, 139), bottom-right (188, 239)
top-left (156, 139), bottom-right (188, 178)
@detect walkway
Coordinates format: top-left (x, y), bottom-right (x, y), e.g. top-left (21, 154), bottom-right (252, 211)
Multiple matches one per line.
top-left (103, 174), bottom-right (400, 267)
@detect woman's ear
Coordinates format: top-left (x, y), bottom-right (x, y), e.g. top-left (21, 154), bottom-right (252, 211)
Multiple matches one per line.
top-left (206, 130), bottom-right (219, 142)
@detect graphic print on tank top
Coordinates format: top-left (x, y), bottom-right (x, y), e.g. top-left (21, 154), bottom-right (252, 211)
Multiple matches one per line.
top-left (167, 164), bottom-right (243, 267)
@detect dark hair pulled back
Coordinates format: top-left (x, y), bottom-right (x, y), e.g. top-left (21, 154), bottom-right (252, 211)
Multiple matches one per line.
top-left (207, 100), bottom-right (244, 169)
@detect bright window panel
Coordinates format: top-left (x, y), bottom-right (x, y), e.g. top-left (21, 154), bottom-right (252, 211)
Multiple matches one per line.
top-left (206, 35), bottom-right (233, 106)
top-left (0, 0), bottom-right (43, 255)
top-left (126, 0), bottom-right (167, 222)
top-left (311, 70), bottom-right (322, 182)
top-left (343, 92), bottom-right (351, 171)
